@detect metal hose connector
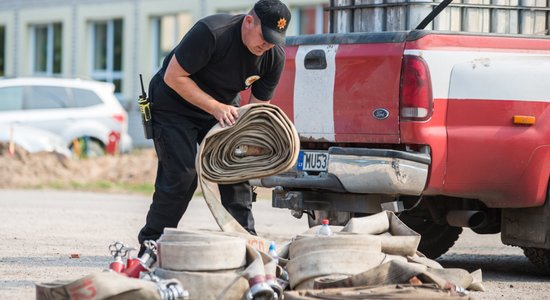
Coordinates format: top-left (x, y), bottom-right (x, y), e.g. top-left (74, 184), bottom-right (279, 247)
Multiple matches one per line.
top-left (245, 281), bottom-right (277, 300)
top-left (157, 280), bottom-right (189, 300)
top-left (266, 279), bottom-right (284, 300)
top-left (143, 273), bottom-right (190, 300)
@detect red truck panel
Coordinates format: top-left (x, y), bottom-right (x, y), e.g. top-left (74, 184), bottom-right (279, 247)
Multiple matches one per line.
top-left (255, 31), bottom-right (550, 209)
top-left (445, 100), bottom-right (549, 206)
top-left (403, 33), bottom-right (550, 207)
top-left (332, 43), bottom-right (403, 143)
top-left (270, 46), bottom-right (298, 122)
top-left (270, 37), bottom-right (406, 143)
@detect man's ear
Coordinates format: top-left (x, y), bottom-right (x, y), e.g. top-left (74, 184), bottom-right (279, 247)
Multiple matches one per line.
top-left (244, 15), bottom-right (254, 26)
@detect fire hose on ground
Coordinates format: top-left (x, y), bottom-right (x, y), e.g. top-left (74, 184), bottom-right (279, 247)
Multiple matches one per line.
top-left (35, 104), bottom-right (299, 300)
top-left (35, 103), bottom-right (484, 299)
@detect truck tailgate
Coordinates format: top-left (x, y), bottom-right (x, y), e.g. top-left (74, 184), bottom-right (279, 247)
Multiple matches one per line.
top-left (273, 32), bottom-right (408, 144)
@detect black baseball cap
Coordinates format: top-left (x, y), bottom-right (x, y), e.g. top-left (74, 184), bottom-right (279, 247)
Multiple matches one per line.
top-left (254, 0), bottom-right (291, 45)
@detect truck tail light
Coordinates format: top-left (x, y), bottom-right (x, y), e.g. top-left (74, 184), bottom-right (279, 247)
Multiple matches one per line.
top-left (400, 55), bottom-right (433, 121)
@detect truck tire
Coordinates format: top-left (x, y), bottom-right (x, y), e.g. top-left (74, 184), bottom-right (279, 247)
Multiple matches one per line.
top-left (522, 247), bottom-right (550, 273)
top-left (398, 213), bottom-right (462, 259)
top-left (520, 180), bottom-right (550, 273)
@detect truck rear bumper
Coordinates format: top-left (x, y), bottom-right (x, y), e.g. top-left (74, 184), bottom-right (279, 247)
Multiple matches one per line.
top-left (251, 147), bottom-right (431, 195)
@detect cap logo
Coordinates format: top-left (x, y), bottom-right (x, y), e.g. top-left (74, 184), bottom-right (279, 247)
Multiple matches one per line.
top-left (277, 17), bottom-right (287, 30)
top-left (245, 75), bottom-right (261, 88)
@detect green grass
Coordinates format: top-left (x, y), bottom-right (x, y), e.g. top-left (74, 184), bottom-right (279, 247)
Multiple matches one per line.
top-left (26, 181), bottom-right (209, 197)
top-left (29, 180), bottom-right (156, 195)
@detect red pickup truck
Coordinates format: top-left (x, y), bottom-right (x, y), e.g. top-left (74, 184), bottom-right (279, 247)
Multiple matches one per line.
top-left (250, 2), bottom-right (550, 271)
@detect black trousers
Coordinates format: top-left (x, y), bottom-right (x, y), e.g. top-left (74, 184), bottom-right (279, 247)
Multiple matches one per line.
top-left (138, 82), bottom-right (256, 246)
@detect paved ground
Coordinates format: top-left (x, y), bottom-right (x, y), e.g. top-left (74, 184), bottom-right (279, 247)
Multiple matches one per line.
top-left (0, 189), bottom-right (549, 299)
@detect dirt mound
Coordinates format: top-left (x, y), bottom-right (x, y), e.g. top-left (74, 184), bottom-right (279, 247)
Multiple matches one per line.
top-left (0, 144), bottom-right (158, 189)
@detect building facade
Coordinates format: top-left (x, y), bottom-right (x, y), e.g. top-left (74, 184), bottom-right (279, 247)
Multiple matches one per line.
top-left (0, 0), bottom-right (328, 102)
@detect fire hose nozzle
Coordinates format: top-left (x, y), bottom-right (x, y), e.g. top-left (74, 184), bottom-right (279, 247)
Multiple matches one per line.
top-left (108, 241), bottom-right (129, 273)
top-left (141, 240), bottom-right (158, 267)
top-left (123, 240), bottom-right (158, 278)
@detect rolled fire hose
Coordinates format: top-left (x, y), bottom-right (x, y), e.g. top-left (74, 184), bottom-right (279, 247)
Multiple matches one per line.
top-left (297, 212), bottom-right (421, 257)
top-left (154, 230), bottom-right (250, 299)
top-left (341, 211), bottom-right (421, 257)
top-left (286, 234), bottom-right (387, 289)
top-left (285, 212), bottom-right (425, 290)
top-left (154, 229), bottom-right (279, 299)
top-left (157, 230), bottom-right (247, 271)
top-left (288, 234), bottom-right (382, 259)
top-left (196, 103), bottom-right (300, 237)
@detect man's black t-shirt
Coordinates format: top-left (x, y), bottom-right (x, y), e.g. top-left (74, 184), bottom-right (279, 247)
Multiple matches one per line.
top-left (152, 14), bottom-right (285, 119)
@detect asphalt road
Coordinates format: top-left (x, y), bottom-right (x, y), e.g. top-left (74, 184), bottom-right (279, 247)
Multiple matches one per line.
top-left (0, 189), bottom-right (549, 299)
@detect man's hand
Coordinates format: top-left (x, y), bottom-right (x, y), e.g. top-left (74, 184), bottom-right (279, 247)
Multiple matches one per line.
top-left (210, 101), bottom-right (239, 127)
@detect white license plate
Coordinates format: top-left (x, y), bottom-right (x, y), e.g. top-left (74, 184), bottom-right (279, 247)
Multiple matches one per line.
top-left (297, 151), bottom-right (328, 172)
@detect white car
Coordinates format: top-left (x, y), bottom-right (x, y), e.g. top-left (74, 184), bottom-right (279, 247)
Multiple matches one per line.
top-left (0, 77), bottom-right (132, 157)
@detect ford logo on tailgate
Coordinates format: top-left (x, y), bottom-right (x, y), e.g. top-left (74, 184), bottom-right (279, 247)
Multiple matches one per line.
top-left (373, 108), bottom-right (390, 120)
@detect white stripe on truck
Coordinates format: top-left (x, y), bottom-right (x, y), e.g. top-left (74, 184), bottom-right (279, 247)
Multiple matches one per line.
top-left (405, 49), bottom-right (550, 102)
top-left (294, 44), bottom-right (339, 142)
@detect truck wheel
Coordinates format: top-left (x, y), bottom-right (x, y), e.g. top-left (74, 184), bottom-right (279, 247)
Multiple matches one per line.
top-left (308, 210), bottom-right (352, 227)
top-left (398, 213), bottom-right (462, 259)
top-left (522, 247), bottom-right (550, 273)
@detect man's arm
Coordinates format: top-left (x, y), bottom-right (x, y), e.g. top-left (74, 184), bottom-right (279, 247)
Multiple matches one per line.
top-left (164, 55), bottom-right (239, 127)
top-left (249, 93), bottom-right (271, 104)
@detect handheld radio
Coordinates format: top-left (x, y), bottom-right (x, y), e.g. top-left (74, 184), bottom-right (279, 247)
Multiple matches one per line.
top-left (138, 74), bottom-right (153, 139)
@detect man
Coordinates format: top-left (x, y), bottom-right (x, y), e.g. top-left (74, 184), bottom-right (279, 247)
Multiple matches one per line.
top-left (137, 0), bottom-right (291, 254)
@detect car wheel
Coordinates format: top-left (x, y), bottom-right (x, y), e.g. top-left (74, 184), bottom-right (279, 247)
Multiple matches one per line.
top-left (70, 137), bottom-right (105, 159)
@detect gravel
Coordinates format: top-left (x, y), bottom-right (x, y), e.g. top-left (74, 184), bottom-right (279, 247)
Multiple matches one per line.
top-left (1, 190), bottom-right (549, 299)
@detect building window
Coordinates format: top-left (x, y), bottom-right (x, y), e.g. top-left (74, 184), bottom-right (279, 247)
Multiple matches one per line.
top-left (0, 26), bottom-right (4, 77)
top-left (31, 23), bottom-right (62, 75)
top-left (291, 5), bottom-right (329, 35)
top-left (91, 19), bottom-right (123, 93)
top-left (152, 13), bottom-right (192, 71)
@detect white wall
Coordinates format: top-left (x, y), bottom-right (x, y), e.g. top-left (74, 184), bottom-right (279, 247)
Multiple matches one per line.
top-left (0, 0), bottom-right (326, 101)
